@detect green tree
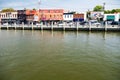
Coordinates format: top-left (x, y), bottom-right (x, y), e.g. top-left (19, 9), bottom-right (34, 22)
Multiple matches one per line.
top-left (104, 10), bottom-right (112, 14)
top-left (33, 8), bottom-right (36, 10)
top-left (1, 8), bottom-right (15, 12)
top-left (93, 5), bottom-right (103, 11)
top-left (104, 9), bottom-right (120, 14)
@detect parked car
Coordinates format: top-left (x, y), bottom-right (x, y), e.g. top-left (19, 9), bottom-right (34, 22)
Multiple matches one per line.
top-left (36, 23), bottom-right (42, 26)
top-left (68, 22), bottom-right (73, 26)
top-left (90, 21), bottom-right (100, 26)
top-left (93, 22), bottom-right (101, 25)
top-left (3, 23), bottom-right (8, 26)
top-left (80, 21), bottom-right (88, 25)
top-left (58, 23), bottom-right (65, 26)
top-left (111, 21), bottom-right (119, 25)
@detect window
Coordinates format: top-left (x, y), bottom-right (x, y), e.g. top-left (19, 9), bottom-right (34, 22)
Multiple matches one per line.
top-left (61, 15), bottom-right (62, 18)
top-left (48, 10), bottom-right (50, 13)
top-left (67, 15), bottom-right (69, 18)
top-left (50, 15), bottom-right (52, 18)
top-left (15, 14), bottom-right (17, 18)
top-left (64, 15), bottom-right (66, 18)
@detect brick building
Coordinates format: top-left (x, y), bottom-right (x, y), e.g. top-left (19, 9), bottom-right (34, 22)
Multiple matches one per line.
top-left (73, 13), bottom-right (86, 22)
top-left (38, 9), bottom-right (64, 22)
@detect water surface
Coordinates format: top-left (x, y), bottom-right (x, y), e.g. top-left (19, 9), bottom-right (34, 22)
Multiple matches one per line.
top-left (0, 30), bottom-right (120, 80)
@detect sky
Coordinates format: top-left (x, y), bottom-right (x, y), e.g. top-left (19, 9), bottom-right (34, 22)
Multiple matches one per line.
top-left (0, 0), bottom-right (120, 12)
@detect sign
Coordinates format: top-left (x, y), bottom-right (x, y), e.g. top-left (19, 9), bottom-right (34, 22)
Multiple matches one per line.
top-left (91, 12), bottom-right (104, 20)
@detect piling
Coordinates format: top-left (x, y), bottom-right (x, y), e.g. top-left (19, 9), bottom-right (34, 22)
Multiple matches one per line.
top-left (7, 23), bottom-right (9, 30)
top-left (105, 21), bottom-right (107, 31)
top-left (76, 22), bottom-right (79, 31)
top-left (14, 23), bottom-right (16, 30)
top-left (51, 21), bottom-right (53, 30)
top-left (22, 22), bottom-right (24, 30)
top-left (0, 23), bottom-right (1, 29)
top-left (41, 23), bottom-right (43, 30)
top-left (89, 22), bottom-right (91, 31)
top-left (32, 22), bottom-right (33, 30)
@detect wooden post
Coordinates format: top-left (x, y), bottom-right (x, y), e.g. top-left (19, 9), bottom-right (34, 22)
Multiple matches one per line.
top-left (105, 21), bottom-right (107, 31)
top-left (76, 21), bottom-right (79, 31)
top-left (89, 22), bottom-right (91, 31)
top-left (51, 21), bottom-right (53, 30)
top-left (41, 22), bottom-right (43, 30)
top-left (22, 22), bottom-right (24, 30)
top-left (7, 22), bottom-right (9, 30)
top-left (14, 23), bottom-right (16, 30)
top-left (0, 23), bottom-right (1, 29)
top-left (63, 25), bottom-right (65, 31)
top-left (32, 22), bottom-right (33, 30)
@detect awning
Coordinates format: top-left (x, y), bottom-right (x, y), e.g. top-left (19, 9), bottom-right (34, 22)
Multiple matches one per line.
top-left (73, 18), bottom-right (84, 22)
top-left (107, 15), bottom-right (115, 20)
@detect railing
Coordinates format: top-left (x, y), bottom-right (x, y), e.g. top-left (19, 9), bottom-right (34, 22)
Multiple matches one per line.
top-left (0, 22), bottom-right (120, 31)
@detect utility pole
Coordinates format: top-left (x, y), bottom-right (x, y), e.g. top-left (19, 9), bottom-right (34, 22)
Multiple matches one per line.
top-left (103, 2), bottom-right (106, 12)
top-left (38, 0), bottom-right (41, 23)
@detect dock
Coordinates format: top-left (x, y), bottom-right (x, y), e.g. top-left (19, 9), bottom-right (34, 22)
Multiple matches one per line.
top-left (0, 24), bottom-right (120, 31)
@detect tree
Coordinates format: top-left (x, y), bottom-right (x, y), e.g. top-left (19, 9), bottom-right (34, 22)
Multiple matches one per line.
top-left (1, 8), bottom-right (15, 12)
top-left (104, 9), bottom-right (120, 14)
top-left (104, 10), bottom-right (112, 14)
top-left (93, 5), bottom-right (103, 11)
top-left (33, 8), bottom-right (36, 10)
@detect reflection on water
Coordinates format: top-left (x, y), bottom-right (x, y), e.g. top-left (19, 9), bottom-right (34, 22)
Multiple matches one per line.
top-left (0, 30), bottom-right (120, 80)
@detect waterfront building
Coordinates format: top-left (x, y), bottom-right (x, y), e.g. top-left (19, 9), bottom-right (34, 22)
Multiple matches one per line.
top-left (103, 14), bottom-right (119, 21)
top-left (17, 10), bottom-right (26, 24)
top-left (119, 13), bottom-right (120, 21)
top-left (0, 14), bottom-right (1, 24)
top-left (38, 9), bottom-right (64, 24)
top-left (26, 10), bottom-right (37, 24)
top-left (0, 11), bottom-right (18, 24)
top-left (73, 13), bottom-right (86, 22)
top-left (63, 12), bottom-right (74, 22)
top-left (90, 12), bottom-right (104, 21)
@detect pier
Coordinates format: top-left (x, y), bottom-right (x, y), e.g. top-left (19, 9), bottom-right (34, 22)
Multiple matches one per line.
top-left (0, 23), bottom-right (120, 31)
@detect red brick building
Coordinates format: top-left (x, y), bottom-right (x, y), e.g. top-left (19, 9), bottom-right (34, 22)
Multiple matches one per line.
top-left (73, 13), bottom-right (86, 22)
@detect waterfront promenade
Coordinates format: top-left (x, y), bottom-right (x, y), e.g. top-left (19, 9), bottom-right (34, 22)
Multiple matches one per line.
top-left (0, 23), bottom-right (120, 31)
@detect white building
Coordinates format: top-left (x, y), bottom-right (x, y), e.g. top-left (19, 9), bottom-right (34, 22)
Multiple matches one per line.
top-left (63, 12), bottom-right (74, 22)
top-left (0, 11), bottom-right (18, 23)
top-left (104, 13), bottom-right (120, 21)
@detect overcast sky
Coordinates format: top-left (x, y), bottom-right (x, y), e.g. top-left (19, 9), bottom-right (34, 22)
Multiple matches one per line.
top-left (0, 0), bottom-right (120, 12)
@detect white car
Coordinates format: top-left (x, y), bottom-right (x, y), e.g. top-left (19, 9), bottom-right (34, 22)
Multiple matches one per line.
top-left (68, 23), bottom-right (73, 26)
top-left (93, 22), bottom-right (101, 26)
top-left (3, 23), bottom-right (8, 26)
top-left (36, 23), bottom-right (42, 26)
top-left (58, 23), bottom-right (65, 26)
top-left (94, 22), bottom-right (101, 25)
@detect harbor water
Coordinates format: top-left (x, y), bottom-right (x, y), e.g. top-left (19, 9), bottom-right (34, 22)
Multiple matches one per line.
top-left (0, 30), bottom-right (120, 80)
